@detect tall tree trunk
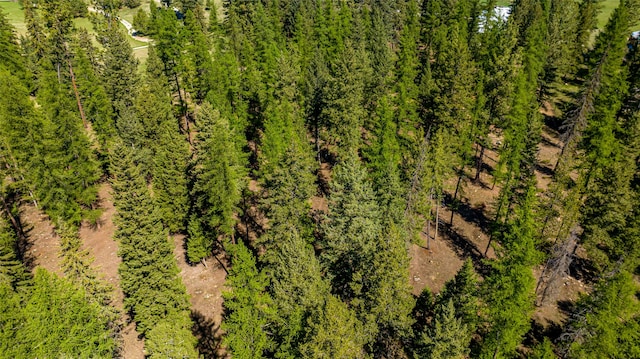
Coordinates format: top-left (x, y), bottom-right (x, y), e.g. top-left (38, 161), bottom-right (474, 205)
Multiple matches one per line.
top-left (68, 62), bottom-right (88, 128)
top-left (450, 174), bottom-right (462, 226)
top-left (435, 195), bottom-right (440, 242)
top-left (475, 144), bottom-right (485, 181)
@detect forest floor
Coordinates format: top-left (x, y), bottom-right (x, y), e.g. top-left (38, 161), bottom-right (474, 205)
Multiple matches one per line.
top-left (408, 118), bottom-right (589, 328)
top-left (22, 183), bottom-right (229, 358)
top-left (21, 120), bottom-right (588, 356)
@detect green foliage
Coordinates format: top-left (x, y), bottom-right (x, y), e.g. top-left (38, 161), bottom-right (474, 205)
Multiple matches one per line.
top-left (71, 37), bottom-right (116, 149)
top-left (133, 8), bottom-right (150, 35)
top-left (0, 269), bottom-right (116, 358)
top-left (134, 71), bottom-right (191, 233)
top-left (182, 9), bottom-right (215, 103)
top-left (35, 68), bottom-right (101, 224)
top-left (416, 299), bottom-right (470, 359)
top-left (146, 312), bottom-right (199, 359)
top-left (0, 8), bottom-right (27, 83)
top-left (320, 40), bottom-right (369, 157)
top-left (0, 217), bottom-right (30, 289)
top-left (321, 156), bottom-right (382, 302)
top-left (562, 270), bottom-right (640, 359)
top-left (110, 143), bottom-right (196, 353)
top-left (57, 223), bottom-right (117, 323)
top-left (299, 295), bottom-right (367, 359)
top-left (530, 338), bottom-right (558, 359)
top-left (437, 259), bottom-right (480, 332)
top-left (188, 102), bottom-right (246, 262)
top-left (222, 242), bottom-right (274, 358)
top-left (99, 22), bottom-right (140, 111)
top-left (480, 184), bottom-right (541, 358)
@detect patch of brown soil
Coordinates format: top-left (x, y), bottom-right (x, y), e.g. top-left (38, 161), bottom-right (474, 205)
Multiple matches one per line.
top-left (409, 235), bottom-right (464, 296)
top-left (79, 183), bottom-right (144, 359)
top-left (535, 129), bottom-right (563, 191)
top-left (311, 195), bottom-right (328, 212)
top-left (532, 266), bottom-right (588, 328)
top-left (173, 234), bottom-right (228, 358)
top-left (22, 204), bottom-right (62, 276)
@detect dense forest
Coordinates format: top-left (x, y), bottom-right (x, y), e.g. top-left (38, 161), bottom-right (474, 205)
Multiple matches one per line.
top-left (0, 0), bottom-right (639, 357)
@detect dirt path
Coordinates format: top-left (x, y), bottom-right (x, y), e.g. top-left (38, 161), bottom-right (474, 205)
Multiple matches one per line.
top-left (79, 183), bottom-right (145, 359)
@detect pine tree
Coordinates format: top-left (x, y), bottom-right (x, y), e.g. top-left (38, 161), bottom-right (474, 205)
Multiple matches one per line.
top-left (320, 156), bottom-right (382, 304)
top-left (480, 183), bottom-right (542, 359)
top-left (70, 37), bottom-right (116, 148)
top-left (136, 67), bottom-right (190, 234)
top-left (110, 143), bottom-right (196, 356)
top-left (98, 22), bottom-right (140, 112)
top-left (187, 103), bottom-right (246, 263)
top-left (299, 295), bottom-right (367, 359)
top-left (365, 95), bottom-right (406, 225)
top-left (437, 259), bottom-right (480, 332)
top-left (1, 269), bottom-right (117, 358)
top-left (0, 8), bottom-right (28, 84)
top-left (222, 242), bottom-right (274, 359)
top-left (574, 0), bottom-right (601, 59)
top-left (182, 9), bottom-right (215, 103)
top-left (543, 0), bottom-right (579, 85)
top-left (35, 67), bottom-right (101, 224)
top-left (0, 216), bottom-right (30, 289)
top-left (394, 0), bottom-right (422, 170)
top-left (57, 223), bottom-right (117, 322)
top-left (560, 270), bottom-right (640, 359)
top-left (416, 299), bottom-right (470, 359)
top-left (320, 40), bottom-right (369, 158)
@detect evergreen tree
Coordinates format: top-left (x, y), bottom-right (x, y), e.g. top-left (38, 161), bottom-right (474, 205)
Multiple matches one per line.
top-left (560, 270), bottom-right (640, 359)
top-left (0, 8), bottom-right (28, 83)
top-left (416, 299), bottom-right (470, 359)
top-left (70, 37), bottom-right (116, 148)
top-left (394, 0), bottom-right (422, 170)
top-left (320, 156), bottom-right (382, 304)
top-left (1, 269), bottom-right (117, 358)
top-left (187, 103), bottom-right (246, 263)
top-left (136, 66), bottom-right (190, 233)
top-left (57, 223), bottom-right (117, 323)
top-left (437, 259), bottom-right (480, 332)
top-left (574, 0), bottom-right (601, 59)
top-left (543, 0), bottom-right (580, 84)
top-left (35, 67), bottom-right (101, 224)
top-left (98, 23), bottom-right (140, 112)
top-left (182, 9), bottom-right (214, 103)
top-left (299, 295), bottom-right (367, 359)
top-left (0, 216), bottom-right (30, 289)
top-left (480, 184), bottom-right (542, 359)
top-left (320, 40), bottom-right (369, 158)
top-left (222, 242), bottom-right (274, 358)
top-left (110, 143), bottom-right (196, 355)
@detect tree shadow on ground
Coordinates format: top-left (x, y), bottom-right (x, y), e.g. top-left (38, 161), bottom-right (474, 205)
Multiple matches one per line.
top-left (569, 256), bottom-right (599, 284)
top-left (441, 224), bottom-right (492, 278)
top-left (535, 162), bottom-right (555, 178)
top-left (443, 193), bottom-right (492, 233)
top-left (522, 319), bottom-right (564, 352)
top-left (191, 310), bottom-right (224, 359)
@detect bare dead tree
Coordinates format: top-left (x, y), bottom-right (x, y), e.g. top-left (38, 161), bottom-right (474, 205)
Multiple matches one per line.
top-left (535, 229), bottom-right (579, 307)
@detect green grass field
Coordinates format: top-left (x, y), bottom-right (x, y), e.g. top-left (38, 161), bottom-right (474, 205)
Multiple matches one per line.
top-left (0, 1), bottom-right (148, 59)
top-left (0, 1), bottom-right (26, 35)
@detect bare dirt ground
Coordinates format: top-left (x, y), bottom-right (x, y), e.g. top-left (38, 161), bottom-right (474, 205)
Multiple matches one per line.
top-left (22, 204), bottom-right (62, 276)
top-left (532, 266), bottom-right (588, 327)
top-left (173, 234), bottom-right (228, 358)
top-left (409, 122), bottom-right (588, 332)
top-left (409, 236), bottom-right (464, 296)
